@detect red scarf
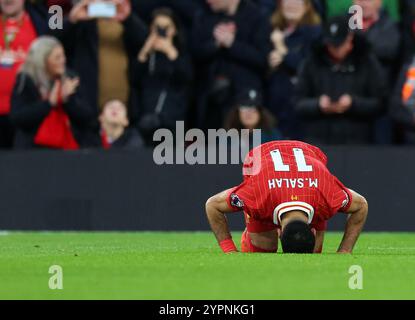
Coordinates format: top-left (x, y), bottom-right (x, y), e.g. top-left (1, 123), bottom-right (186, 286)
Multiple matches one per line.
top-left (100, 131), bottom-right (111, 149)
top-left (0, 13), bottom-right (37, 114)
top-left (34, 81), bottom-right (79, 150)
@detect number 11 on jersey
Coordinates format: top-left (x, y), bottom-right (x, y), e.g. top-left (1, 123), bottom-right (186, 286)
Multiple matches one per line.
top-left (270, 148), bottom-right (313, 172)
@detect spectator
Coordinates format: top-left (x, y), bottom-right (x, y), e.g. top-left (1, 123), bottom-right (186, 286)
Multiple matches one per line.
top-left (354, 0), bottom-right (400, 80)
top-left (400, 0), bottom-right (415, 62)
top-left (353, 0), bottom-right (400, 144)
top-left (390, 59), bottom-right (415, 144)
top-left (225, 88), bottom-right (283, 143)
top-left (266, 0), bottom-right (321, 139)
top-left (10, 36), bottom-right (94, 149)
top-left (254, 0), bottom-right (326, 20)
top-left (64, 0), bottom-right (148, 125)
top-left (99, 100), bottom-right (143, 149)
top-left (134, 0), bottom-right (202, 40)
top-left (134, 7), bottom-right (192, 145)
top-left (295, 15), bottom-right (385, 145)
top-left (0, 0), bottom-right (49, 149)
top-left (191, 0), bottom-right (270, 130)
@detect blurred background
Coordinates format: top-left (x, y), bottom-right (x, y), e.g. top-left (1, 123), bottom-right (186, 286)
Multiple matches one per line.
top-left (0, 0), bottom-right (413, 232)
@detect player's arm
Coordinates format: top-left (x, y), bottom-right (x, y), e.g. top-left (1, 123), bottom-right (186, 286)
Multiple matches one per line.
top-left (337, 189), bottom-right (368, 254)
top-left (205, 188), bottom-right (238, 253)
top-left (314, 231), bottom-right (324, 253)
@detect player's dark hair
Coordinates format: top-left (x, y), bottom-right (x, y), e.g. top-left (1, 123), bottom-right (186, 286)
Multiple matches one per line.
top-left (280, 220), bottom-right (315, 254)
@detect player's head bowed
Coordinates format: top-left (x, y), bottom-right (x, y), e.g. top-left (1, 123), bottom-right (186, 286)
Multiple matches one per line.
top-left (280, 218), bottom-right (316, 254)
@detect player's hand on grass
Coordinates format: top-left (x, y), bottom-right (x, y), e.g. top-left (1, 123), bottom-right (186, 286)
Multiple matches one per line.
top-left (337, 250), bottom-right (352, 254)
top-left (219, 239), bottom-right (238, 254)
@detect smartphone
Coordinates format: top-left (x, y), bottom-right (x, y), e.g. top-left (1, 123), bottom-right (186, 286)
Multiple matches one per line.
top-left (87, 2), bottom-right (117, 18)
top-left (156, 26), bottom-right (168, 38)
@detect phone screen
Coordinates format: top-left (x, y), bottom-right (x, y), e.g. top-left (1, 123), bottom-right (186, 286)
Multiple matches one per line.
top-left (87, 2), bottom-right (117, 18)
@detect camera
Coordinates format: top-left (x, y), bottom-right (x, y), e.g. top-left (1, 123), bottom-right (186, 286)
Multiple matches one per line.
top-left (156, 26), bottom-right (168, 38)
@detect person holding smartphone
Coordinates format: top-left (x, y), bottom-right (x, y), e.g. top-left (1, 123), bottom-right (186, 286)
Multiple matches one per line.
top-left (295, 16), bottom-right (385, 145)
top-left (134, 8), bottom-right (192, 145)
top-left (62, 0), bottom-right (148, 145)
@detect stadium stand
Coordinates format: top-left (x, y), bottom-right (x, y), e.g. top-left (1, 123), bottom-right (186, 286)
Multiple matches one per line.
top-left (0, 0), bottom-right (413, 147)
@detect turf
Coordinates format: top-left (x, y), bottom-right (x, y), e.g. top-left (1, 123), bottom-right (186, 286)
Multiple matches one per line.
top-left (0, 232), bottom-right (414, 300)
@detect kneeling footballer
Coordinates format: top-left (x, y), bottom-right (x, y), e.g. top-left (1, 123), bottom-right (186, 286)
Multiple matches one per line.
top-left (206, 140), bottom-right (368, 254)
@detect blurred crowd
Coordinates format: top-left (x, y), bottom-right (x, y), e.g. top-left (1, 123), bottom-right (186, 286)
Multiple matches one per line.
top-left (1, 0), bottom-right (415, 150)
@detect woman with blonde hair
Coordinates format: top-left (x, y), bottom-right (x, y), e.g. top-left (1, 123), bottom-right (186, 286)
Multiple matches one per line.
top-left (266, 0), bottom-right (322, 139)
top-left (10, 36), bottom-right (94, 149)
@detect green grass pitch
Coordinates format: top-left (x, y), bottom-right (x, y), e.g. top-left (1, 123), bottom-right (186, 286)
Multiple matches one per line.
top-left (0, 232), bottom-right (415, 300)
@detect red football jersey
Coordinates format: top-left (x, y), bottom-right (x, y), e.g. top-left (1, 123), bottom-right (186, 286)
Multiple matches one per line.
top-left (226, 141), bottom-right (352, 231)
top-left (0, 13), bottom-right (37, 114)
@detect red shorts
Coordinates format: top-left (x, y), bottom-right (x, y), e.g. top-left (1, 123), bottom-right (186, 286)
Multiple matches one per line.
top-left (240, 229), bottom-right (277, 253)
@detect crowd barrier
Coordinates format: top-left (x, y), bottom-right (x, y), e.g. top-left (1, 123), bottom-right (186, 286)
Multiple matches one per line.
top-left (0, 146), bottom-right (412, 231)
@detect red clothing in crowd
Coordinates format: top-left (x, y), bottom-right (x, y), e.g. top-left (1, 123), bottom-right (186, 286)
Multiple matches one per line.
top-left (34, 81), bottom-right (79, 150)
top-left (101, 131), bottom-right (111, 149)
top-left (0, 13), bottom-right (37, 115)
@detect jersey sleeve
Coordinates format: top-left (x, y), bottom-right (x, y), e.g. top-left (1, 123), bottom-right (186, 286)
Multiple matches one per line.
top-left (226, 179), bottom-right (258, 215)
top-left (327, 176), bottom-right (353, 215)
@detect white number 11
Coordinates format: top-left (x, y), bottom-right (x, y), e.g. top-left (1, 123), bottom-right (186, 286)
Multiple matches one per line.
top-left (270, 148), bottom-right (313, 172)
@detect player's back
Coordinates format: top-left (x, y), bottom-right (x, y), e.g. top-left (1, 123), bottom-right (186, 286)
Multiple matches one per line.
top-left (236, 141), bottom-right (349, 228)
top-left (243, 140), bottom-right (328, 179)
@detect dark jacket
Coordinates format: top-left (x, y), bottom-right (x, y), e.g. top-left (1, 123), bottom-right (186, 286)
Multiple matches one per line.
top-left (358, 10), bottom-right (400, 84)
top-left (191, 0), bottom-right (270, 128)
top-left (109, 128), bottom-right (144, 149)
top-left (266, 25), bottom-right (321, 139)
top-left (400, 0), bottom-right (415, 62)
top-left (295, 34), bottom-right (386, 145)
top-left (10, 72), bottom-right (95, 149)
top-left (390, 61), bottom-right (415, 144)
top-left (59, 13), bottom-right (148, 123)
top-left (26, 2), bottom-right (50, 36)
top-left (134, 52), bottom-right (192, 131)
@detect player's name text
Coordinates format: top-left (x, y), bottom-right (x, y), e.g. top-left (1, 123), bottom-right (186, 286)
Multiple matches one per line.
top-left (268, 178), bottom-right (319, 189)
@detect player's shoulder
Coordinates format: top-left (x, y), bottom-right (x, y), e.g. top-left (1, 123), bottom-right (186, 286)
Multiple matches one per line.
top-left (243, 140), bottom-right (328, 176)
top-left (248, 140), bottom-right (326, 158)
top-left (255, 140), bottom-right (320, 149)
